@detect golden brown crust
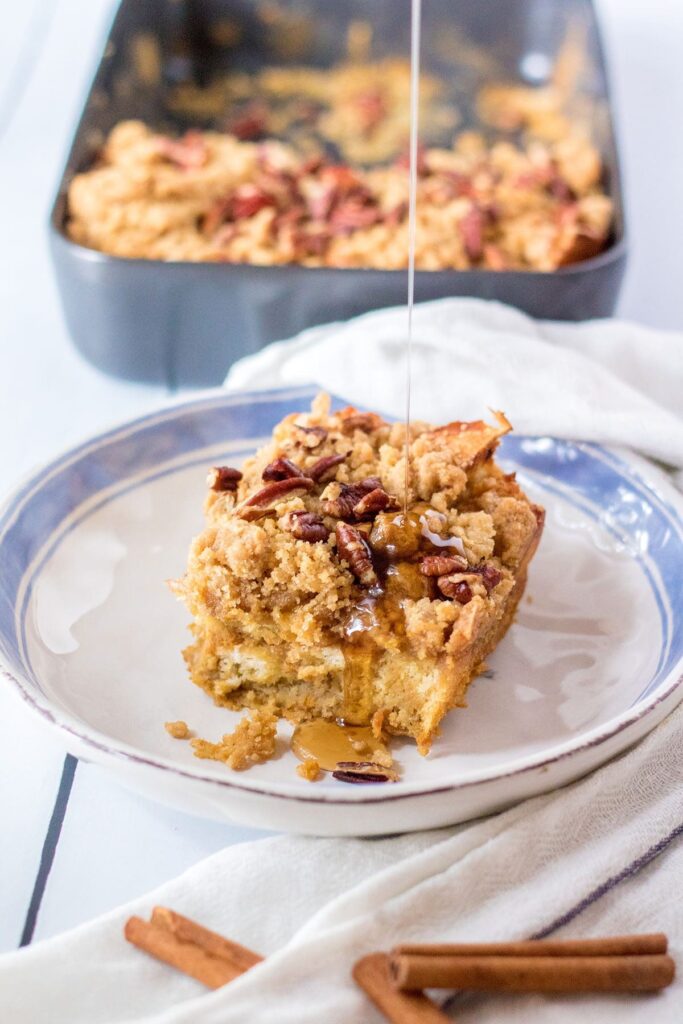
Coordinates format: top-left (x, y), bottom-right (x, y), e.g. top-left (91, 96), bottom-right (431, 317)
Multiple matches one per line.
top-left (174, 395), bottom-right (544, 753)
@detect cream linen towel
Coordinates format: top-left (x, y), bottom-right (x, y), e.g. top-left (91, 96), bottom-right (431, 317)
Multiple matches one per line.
top-left (1, 298), bottom-right (681, 1022)
top-left (226, 297), bottom-right (683, 478)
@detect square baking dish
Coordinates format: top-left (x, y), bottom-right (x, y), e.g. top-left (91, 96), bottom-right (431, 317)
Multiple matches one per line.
top-left (49, 0), bottom-right (626, 386)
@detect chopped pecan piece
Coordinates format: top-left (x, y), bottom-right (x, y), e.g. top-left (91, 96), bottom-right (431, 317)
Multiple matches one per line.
top-left (323, 478), bottom-right (382, 519)
top-left (156, 131), bottom-right (207, 170)
top-left (474, 563), bottom-right (502, 593)
top-left (438, 576), bottom-right (473, 604)
top-left (285, 510), bottom-right (329, 543)
top-left (547, 174), bottom-right (575, 203)
top-left (420, 554), bottom-right (468, 576)
top-left (384, 200), bottom-right (408, 226)
top-left (307, 452), bottom-right (348, 482)
top-left (332, 770), bottom-right (389, 784)
top-left (459, 206), bottom-right (485, 261)
top-left (262, 457), bottom-right (305, 481)
top-left (335, 523), bottom-right (378, 586)
top-left (332, 761), bottom-right (391, 784)
top-left (305, 182), bottom-right (336, 221)
top-left (213, 223), bottom-right (238, 248)
top-left (330, 201), bottom-right (379, 233)
top-left (294, 424), bottom-right (327, 448)
top-left (320, 164), bottom-right (363, 192)
top-left (293, 230), bottom-right (331, 258)
top-left (240, 477), bottom-right (313, 510)
top-left (231, 185), bottom-right (274, 220)
top-left (203, 196), bottom-right (232, 237)
top-left (273, 205), bottom-right (307, 233)
top-left (230, 102), bottom-right (267, 140)
top-left (207, 466), bottom-right (242, 492)
top-left (353, 487), bottom-right (399, 519)
top-left (338, 411), bottom-right (384, 434)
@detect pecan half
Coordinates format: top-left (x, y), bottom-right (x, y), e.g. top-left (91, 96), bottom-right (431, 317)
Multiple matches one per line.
top-left (262, 457), bottom-right (305, 481)
top-left (438, 576), bottom-right (473, 604)
top-left (285, 510), bottom-right (329, 543)
top-left (307, 452), bottom-right (348, 482)
top-left (294, 424), bottom-right (327, 448)
top-left (322, 478), bottom-right (382, 519)
top-left (207, 466), bottom-right (242, 492)
top-left (239, 507), bottom-right (276, 522)
top-left (420, 554), bottom-right (468, 576)
top-left (353, 487), bottom-right (399, 519)
top-left (241, 477), bottom-right (313, 509)
top-left (335, 523), bottom-right (377, 586)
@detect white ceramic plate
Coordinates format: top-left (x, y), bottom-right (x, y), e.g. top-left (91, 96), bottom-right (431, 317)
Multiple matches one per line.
top-left (1, 386), bottom-right (682, 836)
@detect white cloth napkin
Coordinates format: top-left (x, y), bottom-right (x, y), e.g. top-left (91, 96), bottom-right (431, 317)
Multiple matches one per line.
top-left (2, 298), bottom-right (682, 1023)
top-left (226, 298), bottom-right (683, 479)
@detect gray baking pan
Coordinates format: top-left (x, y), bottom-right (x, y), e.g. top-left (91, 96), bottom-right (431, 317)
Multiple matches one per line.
top-left (49, 0), bottom-right (627, 386)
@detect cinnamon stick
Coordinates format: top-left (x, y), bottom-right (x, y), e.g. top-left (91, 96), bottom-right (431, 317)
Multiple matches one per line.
top-left (353, 953), bottom-right (452, 1024)
top-left (151, 907), bottom-right (262, 975)
top-left (390, 953), bottom-right (676, 993)
top-left (124, 909), bottom-right (261, 989)
top-left (393, 934), bottom-right (668, 959)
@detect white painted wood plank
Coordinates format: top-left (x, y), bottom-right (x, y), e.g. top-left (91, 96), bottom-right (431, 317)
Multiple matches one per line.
top-left (31, 762), bottom-right (272, 943)
top-left (0, 0), bottom-right (168, 494)
top-left (0, 684), bottom-right (69, 952)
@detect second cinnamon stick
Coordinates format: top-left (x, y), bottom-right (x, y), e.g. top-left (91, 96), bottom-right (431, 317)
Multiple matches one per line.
top-left (390, 953), bottom-right (676, 993)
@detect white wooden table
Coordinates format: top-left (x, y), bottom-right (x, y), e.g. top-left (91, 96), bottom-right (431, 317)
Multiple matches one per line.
top-left (1, 0), bottom-right (681, 954)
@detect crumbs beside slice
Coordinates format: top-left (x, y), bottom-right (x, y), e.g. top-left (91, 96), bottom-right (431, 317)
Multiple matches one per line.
top-left (165, 720), bottom-right (192, 739)
top-left (191, 709), bottom-right (278, 770)
top-left (296, 758), bottom-right (321, 782)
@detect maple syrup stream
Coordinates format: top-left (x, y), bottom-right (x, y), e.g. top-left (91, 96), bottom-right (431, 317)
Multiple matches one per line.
top-left (403, 0), bottom-right (422, 512)
top-left (293, 3), bottom-right (424, 768)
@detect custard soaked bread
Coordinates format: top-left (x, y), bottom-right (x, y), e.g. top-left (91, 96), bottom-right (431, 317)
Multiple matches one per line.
top-left (173, 395), bottom-right (544, 753)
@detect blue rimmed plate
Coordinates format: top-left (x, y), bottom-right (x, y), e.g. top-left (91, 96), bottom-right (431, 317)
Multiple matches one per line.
top-left (1, 385), bottom-right (681, 836)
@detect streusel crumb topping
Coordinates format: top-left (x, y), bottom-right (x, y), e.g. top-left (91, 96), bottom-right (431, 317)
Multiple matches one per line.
top-left (173, 394), bottom-right (543, 752)
top-left (191, 709), bottom-right (278, 770)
